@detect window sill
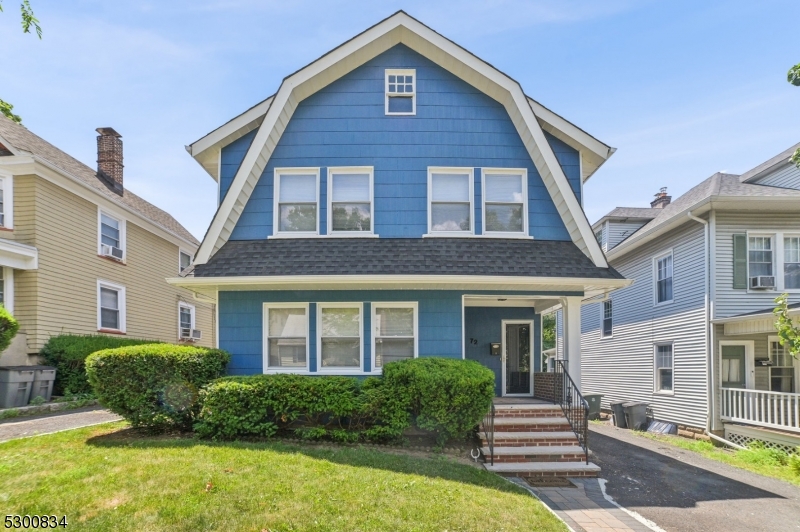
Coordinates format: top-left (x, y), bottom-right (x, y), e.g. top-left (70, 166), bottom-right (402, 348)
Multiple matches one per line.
top-left (0, 227), bottom-right (13, 232)
top-left (654, 300), bottom-right (674, 307)
top-left (385, 112), bottom-right (416, 116)
top-left (317, 368), bottom-right (365, 374)
top-left (325, 233), bottom-right (380, 238)
top-left (98, 328), bottom-right (126, 335)
top-left (653, 390), bottom-right (675, 396)
top-left (264, 368), bottom-right (311, 373)
top-left (600, 334), bottom-right (614, 340)
top-left (268, 234), bottom-right (320, 239)
top-left (97, 254), bottom-right (126, 265)
top-left (478, 233), bottom-right (533, 240)
top-left (422, 233), bottom-right (475, 238)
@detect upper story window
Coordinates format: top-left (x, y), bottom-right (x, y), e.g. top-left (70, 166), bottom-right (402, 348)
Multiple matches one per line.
top-left (783, 236), bottom-right (800, 289)
top-left (736, 232), bottom-right (800, 291)
top-left (179, 250), bottom-right (192, 273)
top-left (0, 175), bottom-right (10, 228)
top-left (482, 169), bottom-right (527, 236)
top-left (385, 69), bottom-right (416, 115)
top-left (274, 168), bottom-right (319, 236)
top-left (328, 167), bottom-right (373, 235)
top-left (654, 251), bottom-right (673, 304)
top-left (748, 235), bottom-right (773, 278)
top-left (98, 209), bottom-right (125, 261)
top-left (264, 303), bottom-right (309, 371)
top-left (601, 300), bottom-right (612, 338)
top-left (427, 168), bottom-right (473, 235)
top-left (97, 280), bottom-right (126, 333)
top-left (655, 343), bottom-right (674, 393)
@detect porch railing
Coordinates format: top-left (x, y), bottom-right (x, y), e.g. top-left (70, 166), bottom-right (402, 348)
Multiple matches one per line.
top-left (721, 388), bottom-right (800, 434)
top-left (554, 360), bottom-right (589, 464)
top-left (482, 402), bottom-right (496, 466)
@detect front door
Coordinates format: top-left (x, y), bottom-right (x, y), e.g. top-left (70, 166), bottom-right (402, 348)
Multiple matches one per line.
top-left (721, 344), bottom-right (746, 389)
top-left (503, 321), bottom-right (532, 396)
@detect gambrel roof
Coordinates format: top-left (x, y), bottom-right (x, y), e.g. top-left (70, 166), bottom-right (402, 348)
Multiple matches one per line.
top-left (189, 11), bottom-right (612, 267)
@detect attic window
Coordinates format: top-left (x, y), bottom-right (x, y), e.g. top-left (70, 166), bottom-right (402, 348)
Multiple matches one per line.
top-left (385, 69), bottom-right (415, 115)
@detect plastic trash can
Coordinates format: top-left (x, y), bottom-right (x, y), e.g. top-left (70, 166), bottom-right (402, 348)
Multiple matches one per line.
top-left (0, 366), bottom-right (35, 408)
top-left (29, 365), bottom-right (56, 403)
top-left (623, 401), bottom-right (649, 430)
top-left (610, 400), bottom-right (628, 428)
top-left (583, 393), bottom-right (603, 420)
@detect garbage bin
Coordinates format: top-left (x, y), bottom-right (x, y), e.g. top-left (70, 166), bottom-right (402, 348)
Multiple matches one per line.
top-left (610, 400), bottom-right (628, 428)
top-left (29, 365), bottom-right (56, 403)
top-left (583, 393), bottom-right (603, 420)
top-left (0, 366), bottom-right (35, 408)
top-left (623, 401), bottom-right (649, 430)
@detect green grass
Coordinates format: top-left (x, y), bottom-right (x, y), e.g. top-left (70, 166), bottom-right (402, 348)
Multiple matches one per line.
top-left (0, 422), bottom-right (566, 532)
top-left (637, 432), bottom-right (800, 486)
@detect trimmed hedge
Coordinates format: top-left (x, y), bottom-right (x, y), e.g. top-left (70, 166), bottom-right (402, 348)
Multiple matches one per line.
top-left (195, 357), bottom-right (495, 445)
top-left (41, 335), bottom-right (161, 395)
top-left (0, 306), bottom-right (19, 354)
top-left (85, 344), bottom-right (229, 430)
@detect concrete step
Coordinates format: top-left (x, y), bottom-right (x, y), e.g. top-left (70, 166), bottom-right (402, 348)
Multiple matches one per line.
top-left (484, 461), bottom-right (601, 478)
top-left (481, 445), bottom-right (588, 463)
top-left (480, 431), bottom-right (580, 447)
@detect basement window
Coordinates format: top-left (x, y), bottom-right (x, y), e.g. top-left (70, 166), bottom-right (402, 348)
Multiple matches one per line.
top-left (385, 69), bottom-right (416, 115)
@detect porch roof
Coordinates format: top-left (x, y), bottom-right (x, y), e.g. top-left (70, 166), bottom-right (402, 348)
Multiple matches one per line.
top-left (712, 302), bottom-right (800, 324)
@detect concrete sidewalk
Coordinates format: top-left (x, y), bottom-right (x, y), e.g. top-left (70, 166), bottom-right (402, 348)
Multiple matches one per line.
top-left (0, 407), bottom-right (121, 442)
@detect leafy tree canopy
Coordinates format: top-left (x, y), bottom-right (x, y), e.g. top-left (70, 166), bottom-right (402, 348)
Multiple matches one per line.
top-left (773, 294), bottom-right (800, 360)
top-left (0, 0), bottom-right (41, 38)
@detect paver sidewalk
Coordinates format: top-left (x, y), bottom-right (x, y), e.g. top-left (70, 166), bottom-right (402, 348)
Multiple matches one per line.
top-left (511, 477), bottom-right (658, 532)
top-left (0, 407), bottom-right (121, 442)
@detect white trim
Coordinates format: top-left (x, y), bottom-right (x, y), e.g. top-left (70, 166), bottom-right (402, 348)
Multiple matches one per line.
top-left (600, 299), bottom-right (613, 339)
top-left (501, 319), bottom-right (535, 397)
top-left (653, 249), bottom-right (674, 306)
top-left (1, 267), bottom-right (13, 313)
top-left (178, 301), bottom-right (196, 339)
top-left (385, 68), bottom-right (416, 116)
top-left (370, 301), bottom-right (418, 373)
top-left (653, 341), bottom-right (674, 395)
top-left (0, 172), bottom-right (14, 229)
top-left (0, 238), bottom-right (38, 270)
top-left (481, 167), bottom-right (528, 237)
top-left (272, 167), bottom-right (321, 237)
top-left (767, 336), bottom-right (800, 393)
top-left (192, 12), bottom-right (608, 267)
top-left (97, 279), bottom-right (126, 333)
top-left (719, 340), bottom-right (755, 390)
top-left (316, 302), bottom-right (364, 373)
top-left (427, 167), bottom-right (474, 235)
top-left (744, 230), bottom-right (800, 292)
top-left (263, 302), bottom-right (310, 373)
top-left (326, 166), bottom-right (375, 236)
top-left (215, 288), bottom-right (220, 349)
top-left (179, 249), bottom-right (193, 274)
top-left (97, 207), bottom-right (127, 262)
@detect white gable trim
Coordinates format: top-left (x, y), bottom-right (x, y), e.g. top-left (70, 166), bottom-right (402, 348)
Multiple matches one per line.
top-left (193, 11), bottom-right (608, 268)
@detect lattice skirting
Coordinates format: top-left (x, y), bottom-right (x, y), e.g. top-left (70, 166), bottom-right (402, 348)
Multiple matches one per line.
top-left (724, 426), bottom-right (800, 454)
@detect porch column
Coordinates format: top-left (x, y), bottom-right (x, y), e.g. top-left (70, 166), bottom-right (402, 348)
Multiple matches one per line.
top-left (563, 296), bottom-right (582, 391)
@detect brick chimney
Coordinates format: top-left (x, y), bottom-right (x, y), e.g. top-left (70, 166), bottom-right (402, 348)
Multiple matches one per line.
top-left (650, 187), bottom-right (671, 209)
top-left (96, 127), bottom-right (123, 195)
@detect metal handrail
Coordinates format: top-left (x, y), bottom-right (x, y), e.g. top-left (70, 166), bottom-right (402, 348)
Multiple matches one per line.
top-left (554, 360), bottom-right (589, 464)
top-left (482, 402), bottom-right (496, 466)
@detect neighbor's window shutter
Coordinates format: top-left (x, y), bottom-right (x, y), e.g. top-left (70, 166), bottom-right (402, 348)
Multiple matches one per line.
top-left (733, 234), bottom-right (747, 289)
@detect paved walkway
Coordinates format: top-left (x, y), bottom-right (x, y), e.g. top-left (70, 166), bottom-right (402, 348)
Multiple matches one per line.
top-left (0, 407), bottom-right (121, 442)
top-left (589, 422), bottom-right (800, 532)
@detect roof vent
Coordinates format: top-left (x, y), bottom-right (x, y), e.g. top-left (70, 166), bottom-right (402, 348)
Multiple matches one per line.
top-left (650, 187), bottom-right (671, 209)
top-left (96, 127), bottom-right (123, 195)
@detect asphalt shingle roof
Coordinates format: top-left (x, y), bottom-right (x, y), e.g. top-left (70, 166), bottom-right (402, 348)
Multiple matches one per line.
top-left (193, 238), bottom-right (624, 279)
top-left (0, 116), bottom-right (198, 245)
top-left (604, 207), bottom-right (659, 219)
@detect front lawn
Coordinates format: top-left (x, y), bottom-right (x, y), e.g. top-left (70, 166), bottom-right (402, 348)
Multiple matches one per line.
top-left (0, 422), bottom-right (565, 531)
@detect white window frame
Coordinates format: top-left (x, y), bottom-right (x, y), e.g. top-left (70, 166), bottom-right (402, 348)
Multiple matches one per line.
top-left (0, 173), bottom-right (14, 229)
top-left (0, 267), bottom-right (14, 313)
top-left (767, 336), bottom-right (800, 393)
top-left (317, 302), bottom-right (363, 374)
top-left (271, 167), bottom-right (321, 238)
top-left (654, 342), bottom-right (674, 395)
top-left (385, 68), bottom-right (416, 116)
top-left (425, 167), bottom-right (474, 236)
top-left (782, 233), bottom-right (800, 291)
top-left (97, 207), bottom-right (126, 261)
top-left (262, 302), bottom-right (310, 373)
top-left (326, 166), bottom-right (376, 237)
top-left (653, 249), bottom-right (674, 306)
top-left (97, 279), bottom-right (126, 333)
top-left (600, 299), bottom-right (612, 339)
top-left (719, 340), bottom-right (755, 390)
top-left (480, 168), bottom-right (529, 238)
top-left (746, 231), bottom-right (800, 292)
top-left (179, 249), bottom-right (193, 273)
top-left (371, 301), bottom-right (418, 373)
top-left (178, 302), bottom-right (196, 339)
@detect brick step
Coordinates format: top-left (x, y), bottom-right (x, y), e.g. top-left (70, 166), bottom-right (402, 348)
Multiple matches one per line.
top-left (484, 461), bottom-right (600, 478)
top-left (480, 431), bottom-right (579, 447)
top-left (492, 410), bottom-right (565, 419)
top-left (481, 445), bottom-right (588, 463)
top-left (481, 417), bottom-right (571, 432)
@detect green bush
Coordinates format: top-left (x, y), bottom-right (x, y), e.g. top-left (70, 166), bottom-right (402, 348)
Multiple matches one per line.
top-left (0, 306), bottom-right (19, 353)
top-left (382, 357), bottom-right (495, 445)
top-left (195, 374), bottom-right (409, 442)
top-left (86, 344), bottom-right (229, 430)
top-left (41, 335), bottom-right (160, 395)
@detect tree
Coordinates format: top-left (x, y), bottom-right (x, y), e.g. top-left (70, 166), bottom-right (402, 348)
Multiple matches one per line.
top-left (0, 0), bottom-right (41, 124)
top-left (790, 63), bottom-right (800, 167)
top-left (542, 314), bottom-right (555, 351)
top-left (773, 294), bottom-right (800, 360)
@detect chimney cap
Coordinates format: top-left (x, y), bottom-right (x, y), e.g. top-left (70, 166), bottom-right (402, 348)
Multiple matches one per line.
top-left (96, 127), bottom-right (121, 137)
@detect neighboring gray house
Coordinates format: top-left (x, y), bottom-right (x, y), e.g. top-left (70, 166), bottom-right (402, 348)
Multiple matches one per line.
top-left (579, 143), bottom-right (800, 451)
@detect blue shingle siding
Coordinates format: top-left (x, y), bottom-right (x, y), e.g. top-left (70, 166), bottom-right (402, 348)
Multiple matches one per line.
top-left (220, 289), bottom-right (575, 375)
top-left (220, 130), bottom-right (257, 203)
top-left (223, 44), bottom-right (579, 241)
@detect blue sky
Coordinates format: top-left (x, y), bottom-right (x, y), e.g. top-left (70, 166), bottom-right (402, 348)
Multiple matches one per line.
top-left (1, 0), bottom-right (798, 238)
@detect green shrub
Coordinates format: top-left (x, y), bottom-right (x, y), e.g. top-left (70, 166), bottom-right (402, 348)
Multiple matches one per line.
top-left (382, 357), bottom-right (495, 445)
top-left (86, 344), bottom-right (229, 430)
top-left (41, 334), bottom-right (160, 395)
top-left (0, 305), bottom-right (19, 353)
top-left (790, 448), bottom-right (800, 476)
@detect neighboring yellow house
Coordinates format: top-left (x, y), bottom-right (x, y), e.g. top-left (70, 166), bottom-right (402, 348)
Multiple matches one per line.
top-left (0, 116), bottom-right (215, 365)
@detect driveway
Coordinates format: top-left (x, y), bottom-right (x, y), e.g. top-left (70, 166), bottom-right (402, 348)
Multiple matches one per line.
top-left (0, 407), bottom-right (121, 442)
top-left (590, 422), bottom-right (800, 532)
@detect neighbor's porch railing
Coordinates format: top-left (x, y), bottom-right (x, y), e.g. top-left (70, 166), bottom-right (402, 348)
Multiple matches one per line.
top-left (720, 388), bottom-right (800, 433)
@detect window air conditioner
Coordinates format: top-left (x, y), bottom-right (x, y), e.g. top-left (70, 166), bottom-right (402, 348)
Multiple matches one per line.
top-left (180, 328), bottom-right (202, 340)
top-left (749, 276), bottom-right (775, 289)
top-left (101, 243), bottom-right (124, 260)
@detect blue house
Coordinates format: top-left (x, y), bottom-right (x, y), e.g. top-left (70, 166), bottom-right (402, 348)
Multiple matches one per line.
top-left (172, 11), bottom-right (626, 400)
